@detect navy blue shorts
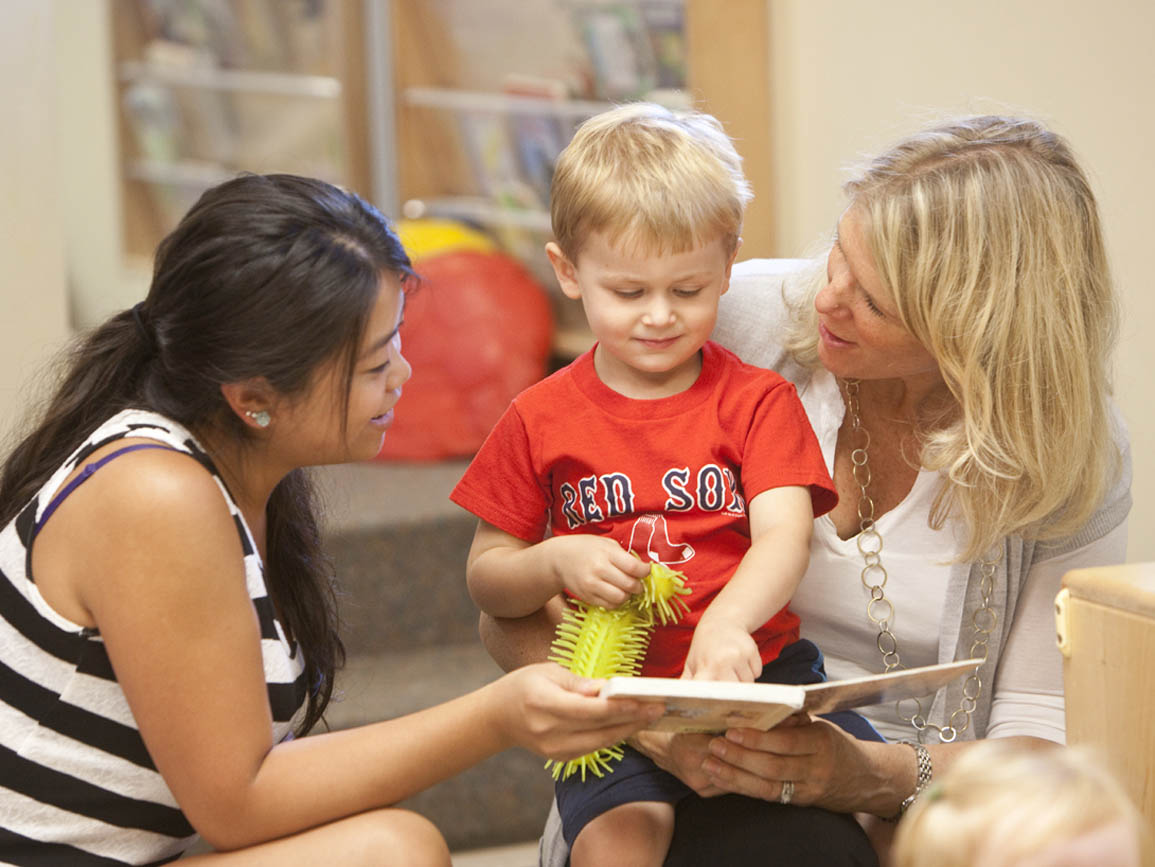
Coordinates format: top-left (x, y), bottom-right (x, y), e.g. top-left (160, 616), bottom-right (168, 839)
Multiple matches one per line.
top-left (555, 638), bottom-right (883, 847)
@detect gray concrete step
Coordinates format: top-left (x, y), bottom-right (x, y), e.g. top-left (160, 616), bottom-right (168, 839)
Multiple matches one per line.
top-left (317, 460), bottom-right (480, 654)
top-left (327, 645), bottom-right (554, 852)
top-left (328, 514), bottom-right (482, 654)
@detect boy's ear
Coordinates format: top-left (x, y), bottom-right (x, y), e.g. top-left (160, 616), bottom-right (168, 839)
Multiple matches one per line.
top-left (720, 236), bottom-right (743, 296)
top-left (220, 377), bottom-right (278, 430)
top-left (545, 241), bottom-right (582, 300)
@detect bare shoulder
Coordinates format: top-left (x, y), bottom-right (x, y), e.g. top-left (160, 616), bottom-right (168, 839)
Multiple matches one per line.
top-left (31, 438), bottom-right (242, 626)
top-left (68, 438), bottom-right (233, 542)
top-left (99, 441), bottom-right (227, 507)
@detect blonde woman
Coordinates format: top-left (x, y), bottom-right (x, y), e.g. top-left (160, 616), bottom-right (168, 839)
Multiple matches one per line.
top-left (892, 741), bottom-right (1151, 866)
top-left (488, 115), bottom-right (1130, 865)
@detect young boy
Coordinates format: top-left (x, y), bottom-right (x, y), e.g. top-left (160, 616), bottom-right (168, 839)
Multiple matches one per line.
top-left (450, 103), bottom-right (840, 867)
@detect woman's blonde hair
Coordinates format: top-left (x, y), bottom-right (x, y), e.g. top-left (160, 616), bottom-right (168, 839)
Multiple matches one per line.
top-left (787, 115), bottom-right (1120, 559)
top-left (892, 742), bottom-right (1152, 867)
top-left (550, 102), bottom-right (752, 261)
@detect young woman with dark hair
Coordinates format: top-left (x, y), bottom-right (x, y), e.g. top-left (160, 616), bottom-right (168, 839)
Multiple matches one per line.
top-left (0, 173), bottom-right (660, 865)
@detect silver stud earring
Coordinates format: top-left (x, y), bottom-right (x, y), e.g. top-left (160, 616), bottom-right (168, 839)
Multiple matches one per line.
top-left (246, 409), bottom-right (271, 428)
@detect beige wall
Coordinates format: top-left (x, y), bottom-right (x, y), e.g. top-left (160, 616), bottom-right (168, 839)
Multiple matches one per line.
top-left (765, 0), bottom-right (1155, 562)
top-left (55, 0), bottom-right (146, 326)
top-left (0, 1), bottom-right (71, 447)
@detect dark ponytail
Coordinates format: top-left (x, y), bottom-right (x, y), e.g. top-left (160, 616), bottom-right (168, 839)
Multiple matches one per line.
top-left (0, 311), bottom-right (156, 524)
top-left (0, 173), bottom-right (413, 734)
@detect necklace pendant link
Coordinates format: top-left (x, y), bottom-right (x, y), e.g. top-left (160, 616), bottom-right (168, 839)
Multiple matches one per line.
top-left (842, 378), bottom-right (1001, 745)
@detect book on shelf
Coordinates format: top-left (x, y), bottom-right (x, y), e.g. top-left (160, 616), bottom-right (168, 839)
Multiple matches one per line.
top-left (140, 0), bottom-right (331, 74)
top-left (502, 74), bottom-right (570, 206)
top-left (637, 0), bottom-right (686, 90)
top-left (572, 3), bottom-right (658, 100)
top-left (600, 658), bottom-right (982, 734)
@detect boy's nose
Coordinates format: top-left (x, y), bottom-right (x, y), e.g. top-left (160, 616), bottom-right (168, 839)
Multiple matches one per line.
top-left (642, 297), bottom-right (676, 326)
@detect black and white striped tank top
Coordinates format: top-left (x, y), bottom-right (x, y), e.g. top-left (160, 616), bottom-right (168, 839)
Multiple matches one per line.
top-left (0, 410), bottom-right (306, 865)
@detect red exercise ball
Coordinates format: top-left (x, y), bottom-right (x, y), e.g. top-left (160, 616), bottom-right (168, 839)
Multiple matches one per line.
top-left (376, 249), bottom-right (554, 461)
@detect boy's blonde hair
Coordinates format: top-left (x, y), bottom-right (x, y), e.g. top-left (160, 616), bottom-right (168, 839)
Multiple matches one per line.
top-left (550, 102), bottom-right (752, 261)
top-left (892, 742), bottom-right (1152, 867)
top-left (785, 115), bottom-right (1120, 561)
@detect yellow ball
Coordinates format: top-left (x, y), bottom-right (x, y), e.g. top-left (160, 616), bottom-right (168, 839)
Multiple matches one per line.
top-left (395, 218), bottom-right (496, 263)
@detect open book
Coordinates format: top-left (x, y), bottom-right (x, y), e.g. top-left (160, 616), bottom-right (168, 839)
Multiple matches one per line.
top-left (600, 658), bottom-right (982, 733)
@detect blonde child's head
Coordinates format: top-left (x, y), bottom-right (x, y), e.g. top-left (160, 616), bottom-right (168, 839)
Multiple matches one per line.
top-left (550, 102), bottom-right (752, 263)
top-left (892, 741), bottom-right (1151, 867)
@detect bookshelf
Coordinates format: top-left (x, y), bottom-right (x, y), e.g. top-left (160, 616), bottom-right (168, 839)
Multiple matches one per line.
top-left (389, 0), bottom-right (772, 357)
top-left (110, 0), bottom-right (773, 358)
top-left (110, 0), bottom-right (370, 259)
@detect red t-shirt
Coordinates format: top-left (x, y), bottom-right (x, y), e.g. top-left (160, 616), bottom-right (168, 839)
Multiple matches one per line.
top-left (451, 341), bottom-right (837, 677)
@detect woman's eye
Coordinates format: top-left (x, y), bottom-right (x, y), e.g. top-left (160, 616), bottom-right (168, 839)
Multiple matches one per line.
top-left (863, 294), bottom-right (884, 316)
top-left (367, 363), bottom-right (389, 375)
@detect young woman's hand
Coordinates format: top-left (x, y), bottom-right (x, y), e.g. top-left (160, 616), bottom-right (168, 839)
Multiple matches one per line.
top-left (546, 535), bottom-right (650, 610)
top-left (488, 662), bottom-right (663, 760)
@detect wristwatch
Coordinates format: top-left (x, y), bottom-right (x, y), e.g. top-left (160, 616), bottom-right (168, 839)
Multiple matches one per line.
top-left (887, 741), bottom-right (932, 821)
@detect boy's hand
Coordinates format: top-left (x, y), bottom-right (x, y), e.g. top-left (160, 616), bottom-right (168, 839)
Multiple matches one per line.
top-left (548, 535), bottom-right (650, 609)
top-left (682, 619), bottom-right (761, 682)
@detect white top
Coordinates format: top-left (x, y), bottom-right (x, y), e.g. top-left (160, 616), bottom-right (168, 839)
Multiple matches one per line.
top-left (789, 366), bottom-right (1127, 743)
top-left (0, 410), bottom-right (306, 864)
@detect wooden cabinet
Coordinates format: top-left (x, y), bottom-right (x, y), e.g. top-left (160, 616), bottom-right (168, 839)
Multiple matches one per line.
top-left (1058, 563), bottom-right (1155, 826)
top-left (389, 0), bottom-right (772, 245)
top-left (110, 0), bottom-right (370, 258)
top-left (685, 0), bottom-right (772, 258)
top-left (110, 0), bottom-right (772, 352)
top-left (389, 0), bottom-right (772, 354)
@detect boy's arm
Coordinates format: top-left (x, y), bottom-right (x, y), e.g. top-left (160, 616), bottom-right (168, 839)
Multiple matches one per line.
top-left (479, 598), bottom-right (565, 671)
top-left (682, 485), bottom-right (814, 681)
top-left (466, 519), bottom-right (651, 618)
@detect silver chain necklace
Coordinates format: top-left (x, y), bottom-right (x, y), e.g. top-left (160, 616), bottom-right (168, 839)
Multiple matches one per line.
top-left (842, 378), bottom-right (999, 744)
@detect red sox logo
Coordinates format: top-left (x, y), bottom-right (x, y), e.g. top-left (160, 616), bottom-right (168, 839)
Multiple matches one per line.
top-left (628, 513), bottom-right (695, 566)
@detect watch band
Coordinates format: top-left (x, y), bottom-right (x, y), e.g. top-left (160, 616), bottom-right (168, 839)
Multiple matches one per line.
top-left (885, 741), bottom-right (933, 821)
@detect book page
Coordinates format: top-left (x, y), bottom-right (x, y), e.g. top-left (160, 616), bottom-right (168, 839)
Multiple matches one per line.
top-left (600, 659), bottom-right (981, 733)
top-left (601, 678), bottom-right (805, 733)
top-left (800, 659), bottom-right (982, 715)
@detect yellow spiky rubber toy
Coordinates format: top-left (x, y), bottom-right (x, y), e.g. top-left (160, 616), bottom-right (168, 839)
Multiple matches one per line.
top-left (545, 560), bottom-right (691, 781)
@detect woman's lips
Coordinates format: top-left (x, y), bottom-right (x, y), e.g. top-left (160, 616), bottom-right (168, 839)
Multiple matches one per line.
top-left (370, 409), bottom-right (394, 429)
top-left (819, 322), bottom-right (854, 347)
